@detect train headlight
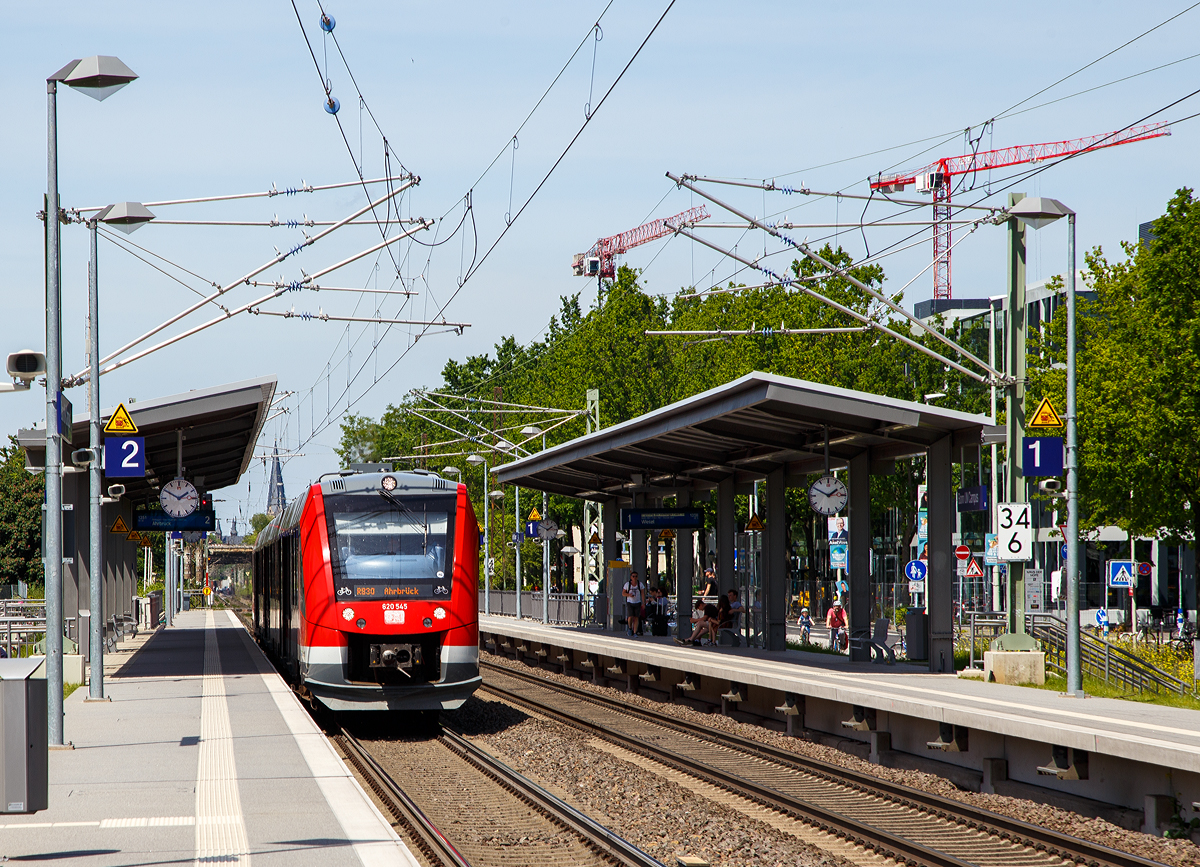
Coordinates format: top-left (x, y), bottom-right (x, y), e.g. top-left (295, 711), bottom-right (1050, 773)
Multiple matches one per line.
top-left (356, 618), bottom-right (366, 629)
top-left (342, 608), bottom-right (355, 621)
top-left (423, 617), bottom-right (433, 628)
top-left (381, 475), bottom-right (397, 491)
top-left (433, 607), bottom-right (446, 620)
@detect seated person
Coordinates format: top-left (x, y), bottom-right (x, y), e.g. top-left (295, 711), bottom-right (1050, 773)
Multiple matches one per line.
top-left (723, 589), bottom-right (744, 626)
top-left (678, 598), bottom-right (719, 645)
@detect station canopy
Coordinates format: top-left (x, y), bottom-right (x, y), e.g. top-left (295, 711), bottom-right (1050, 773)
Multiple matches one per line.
top-left (496, 372), bottom-right (999, 500)
top-left (19, 375), bottom-right (276, 504)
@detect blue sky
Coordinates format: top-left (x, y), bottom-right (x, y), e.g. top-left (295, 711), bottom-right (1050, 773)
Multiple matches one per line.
top-left (2, 2), bottom-right (1197, 527)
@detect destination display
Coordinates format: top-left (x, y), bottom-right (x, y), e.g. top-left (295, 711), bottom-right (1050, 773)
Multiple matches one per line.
top-left (619, 508), bottom-right (705, 530)
top-left (134, 505), bottom-right (215, 531)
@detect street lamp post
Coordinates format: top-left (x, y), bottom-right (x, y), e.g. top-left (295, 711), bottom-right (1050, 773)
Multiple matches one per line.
top-left (86, 203), bottom-right (154, 701)
top-left (522, 425), bottom-right (549, 623)
top-left (1010, 196), bottom-right (1081, 696)
top-left (466, 454), bottom-right (489, 614)
top-left (44, 55), bottom-right (138, 745)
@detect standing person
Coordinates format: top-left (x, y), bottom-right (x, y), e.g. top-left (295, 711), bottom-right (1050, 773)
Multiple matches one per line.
top-left (701, 567), bottom-right (717, 597)
top-left (826, 600), bottom-right (846, 651)
top-left (622, 571), bottom-right (644, 637)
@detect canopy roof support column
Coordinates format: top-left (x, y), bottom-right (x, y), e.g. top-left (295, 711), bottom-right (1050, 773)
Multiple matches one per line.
top-left (849, 451), bottom-right (872, 662)
top-left (602, 500), bottom-right (619, 631)
top-left (675, 491), bottom-right (693, 641)
top-left (928, 434), bottom-right (954, 672)
top-left (717, 476), bottom-right (735, 595)
top-left (765, 467), bottom-right (788, 651)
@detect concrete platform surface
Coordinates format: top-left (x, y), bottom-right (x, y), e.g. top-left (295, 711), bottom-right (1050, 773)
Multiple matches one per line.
top-left (0, 609), bottom-right (418, 867)
top-left (480, 614), bottom-right (1200, 774)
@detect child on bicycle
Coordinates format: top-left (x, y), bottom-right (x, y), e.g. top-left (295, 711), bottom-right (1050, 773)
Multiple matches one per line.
top-left (797, 607), bottom-right (813, 643)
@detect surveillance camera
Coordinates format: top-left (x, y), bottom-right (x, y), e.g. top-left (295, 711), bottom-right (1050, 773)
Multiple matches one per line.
top-left (71, 447), bottom-right (96, 467)
top-left (107, 484), bottom-right (125, 498)
top-left (6, 350), bottom-right (47, 382)
top-left (1038, 479), bottom-right (1062, 493)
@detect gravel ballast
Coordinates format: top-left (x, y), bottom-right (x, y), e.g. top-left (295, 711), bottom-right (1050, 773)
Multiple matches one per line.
top-left (452, 693), bottom-right (858, 867)
top-left (478, 650), bottom-right (1200, 867)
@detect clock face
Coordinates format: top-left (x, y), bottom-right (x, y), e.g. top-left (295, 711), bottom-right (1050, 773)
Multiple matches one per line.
top-left (160, 478), bottom-right (199, 518)
top-left (808, 475), bottom-right (849, 516)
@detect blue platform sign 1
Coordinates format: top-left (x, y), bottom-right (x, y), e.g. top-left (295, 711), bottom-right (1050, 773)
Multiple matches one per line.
top-left (620, 508), bottom-right (705, 530)
top-left (1022, 436), bottom-right (1064, 476)
top-left (525, 521), bottom-right (540, 539)
top-left (104, 437), bottom-right (145, 478)
top-left (1107, 560), bottom-right (1136, 588)
top-left (905, 560), bottom-right (927, 582)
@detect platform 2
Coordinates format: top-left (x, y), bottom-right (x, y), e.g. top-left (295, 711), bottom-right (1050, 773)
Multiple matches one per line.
top-left (0, 609), bottom-right (418, 867)
top-left (479, 614), bottom-right (1200, 824)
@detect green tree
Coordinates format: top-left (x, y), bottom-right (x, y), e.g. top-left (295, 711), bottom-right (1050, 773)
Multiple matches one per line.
top-left (0, 436), bottom-right (45, 589)
top-left (243, 512), bottom-right (273, 547)
top-left (1029, 187), bottom-right (1200, 551)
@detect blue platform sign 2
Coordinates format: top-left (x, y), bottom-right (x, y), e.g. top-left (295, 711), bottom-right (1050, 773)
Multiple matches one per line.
top-left (104, 437), bottom-right (145, 478)
top-left (1022, 436), bottom-right (1064, 477)
top-left (905, 560), bottom-right (927, 582)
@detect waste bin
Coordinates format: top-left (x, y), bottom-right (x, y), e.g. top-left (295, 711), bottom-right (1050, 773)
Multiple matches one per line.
top-left (906, 608), bottom-right (928, 661)
top-left (0, 658), bottom-right (48, 814)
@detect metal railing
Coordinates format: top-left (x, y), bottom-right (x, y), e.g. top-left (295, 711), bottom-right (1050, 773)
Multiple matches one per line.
top-left (480, 591), bottom-right (594, 626)
top-left (1, 615), bottom-right (48, 659)
top-left (963, 611), bottom-right (1189, 695)
top-left (1027, 613), bottom-right (1189, 695)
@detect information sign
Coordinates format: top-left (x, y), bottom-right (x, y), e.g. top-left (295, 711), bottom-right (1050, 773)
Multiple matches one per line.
top-left (103, 437), bottom-right (145, 478)
top-left (1025, 569), bottom-right (1044, 611)
top-left (908, 581), bottom-right (924, 596)
top-left (997, 502), bottom-right (1033, 561)
top-left (55, 392), bottom-right (73, 445)
top-left (619, 508), bottom-right (705, 530)
top-left (1107, 560), bottom-right (1136, 588)
top-left (956, 485), bottom-right (988, 512)
top-left (524, 521), bottom-right (539, 539)
top-left (134, 506), bottom-right (215, 532)
top-left (904, 559), bottom-right (927, 583)
top-left (1022, 436), bottom-right (1064, 477)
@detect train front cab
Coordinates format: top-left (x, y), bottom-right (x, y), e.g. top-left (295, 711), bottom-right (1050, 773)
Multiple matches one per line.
top-left (298, 471), bottom-right (480, 712)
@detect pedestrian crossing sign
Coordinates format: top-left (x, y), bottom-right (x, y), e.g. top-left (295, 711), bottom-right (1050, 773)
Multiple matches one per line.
top-left (103, 402), bottom-right (139, 435)
top-left (964, 557), bottom-right (983, 579)
top-left (1028, 396), bottom-right (1063, 429)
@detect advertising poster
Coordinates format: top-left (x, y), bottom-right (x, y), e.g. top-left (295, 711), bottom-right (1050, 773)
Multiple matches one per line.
top-left (917, 510), bottom-right (929, 542)
top-left (984, 533), bottom-right (999, 566)
top-left (828, 516), bottom-right (848, 570)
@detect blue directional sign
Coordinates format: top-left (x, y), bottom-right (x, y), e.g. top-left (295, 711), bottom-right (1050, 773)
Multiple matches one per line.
top-left (1022, 436), bottom-right (1064, 477)
top-left (1060, 543), bottom-right (1069, 560)
top-left (1107, 560), bottom-right (1136, 588)
top-left (104, 437), bottom-right (145, 478)
top-left (905, 559), bottom-right (927, 582)
top-left (1095, 608), bottom-right (1109, 628)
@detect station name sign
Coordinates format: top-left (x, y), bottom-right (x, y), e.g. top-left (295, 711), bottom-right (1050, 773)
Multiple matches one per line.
top-left (619, 508), bottom-right (705, 530)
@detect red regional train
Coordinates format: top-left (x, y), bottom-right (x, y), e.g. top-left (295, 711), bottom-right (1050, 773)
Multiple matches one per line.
top-left (252, 468), bottom-right (480, 713)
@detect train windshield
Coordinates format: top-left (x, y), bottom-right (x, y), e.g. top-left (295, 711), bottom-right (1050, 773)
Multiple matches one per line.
top-left (325, 492), bottom-right (456, 601)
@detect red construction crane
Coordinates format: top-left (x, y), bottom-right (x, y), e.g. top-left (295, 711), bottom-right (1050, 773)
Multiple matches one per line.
top-left (573, 206), bottom-right (710, 280)
top-left (869, 122), bottom-right (1171, 300)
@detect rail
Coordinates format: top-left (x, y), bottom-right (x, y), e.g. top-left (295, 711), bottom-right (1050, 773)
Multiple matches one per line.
top-left (481, 660), bottom-right (1165, 867)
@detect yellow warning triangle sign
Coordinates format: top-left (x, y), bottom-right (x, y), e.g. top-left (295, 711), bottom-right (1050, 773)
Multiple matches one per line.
top-left (659, 528), bottom-right (676, 540)
top-left (528, 507), bottom-right (542, 521)
top-left (589, 531), bottom-right (600, 545)
top-left (965, 557), bottom-right (984, 579)
top-left (746, 514), bottom-right (765, 532)
top-left (110, 515), bottom-right (131, 534)
top-left (103, 403), bottom-right (139, 435)
top-left (1027, 396), bottom-right (1063, 429)
top-left (126, 530), bottom-right (144, 544)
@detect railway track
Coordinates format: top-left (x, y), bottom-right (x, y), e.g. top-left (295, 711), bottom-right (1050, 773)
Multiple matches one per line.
top-left (481, 660), bottom-right (1166, 867)
top-left (336, 726), bottom-right (666, 867)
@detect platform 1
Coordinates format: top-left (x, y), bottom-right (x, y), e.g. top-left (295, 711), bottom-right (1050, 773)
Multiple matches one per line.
top-left (479, 614), bottom-right (1200, 821)
top-left (0, 609), bottom-right (418, 867)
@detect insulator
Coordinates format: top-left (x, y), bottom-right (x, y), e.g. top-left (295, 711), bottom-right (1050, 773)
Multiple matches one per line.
top-left (325, 95), bottom-right (341, 115)
top-left (320, 14), bottom-right (335, 32)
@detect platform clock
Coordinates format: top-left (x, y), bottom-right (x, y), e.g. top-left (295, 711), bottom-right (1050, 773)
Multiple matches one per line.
top-left (808, 474), bottom-right (848, 516)
top-left (160, 478), bottom-right (199, 518)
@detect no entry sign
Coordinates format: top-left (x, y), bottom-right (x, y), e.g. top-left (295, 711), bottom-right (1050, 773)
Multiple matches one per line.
top-left (955, 545), bottom-right (971, 561)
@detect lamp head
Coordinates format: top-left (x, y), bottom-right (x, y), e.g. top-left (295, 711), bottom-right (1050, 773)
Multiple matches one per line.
top-left (1009, 196), bottom-right (1074, 230)
top-left (96, 201), bottom-right (155, 234)
top-left (466, 453), bottom-right (484, 466)
top-left (488, 489), bottom-right (505, 501)
top-left (50, 56), bottom-right (138, 101)
top-left (520, 425), bottom-right (542, 437)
